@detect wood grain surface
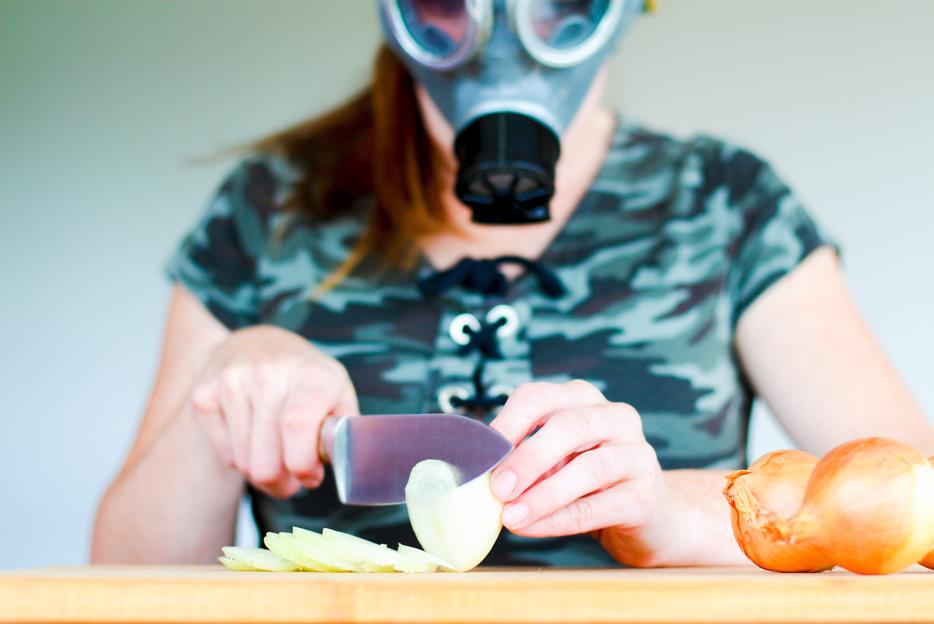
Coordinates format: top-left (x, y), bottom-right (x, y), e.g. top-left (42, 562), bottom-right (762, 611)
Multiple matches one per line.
top-left (2, 565), bottom-right (934, 623)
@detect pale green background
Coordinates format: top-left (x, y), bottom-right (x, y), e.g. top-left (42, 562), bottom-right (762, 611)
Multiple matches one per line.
top-left (1, 0), bottom-right (932, 569)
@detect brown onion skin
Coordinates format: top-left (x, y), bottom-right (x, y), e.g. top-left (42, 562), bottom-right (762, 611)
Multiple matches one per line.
top-left (723, 450), bottom-right (834, 572)
top-left (921, 458), bottom-right (934, 571)
top-left (792, 438), bottom-right (934, 575)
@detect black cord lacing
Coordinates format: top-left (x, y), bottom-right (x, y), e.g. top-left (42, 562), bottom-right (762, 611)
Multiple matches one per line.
top-left (449, 360), bottom-right (509, 411)
top-left (417, 256), bottom-right (566, 299)
top-left (458, 315), bottom-right (506, 359)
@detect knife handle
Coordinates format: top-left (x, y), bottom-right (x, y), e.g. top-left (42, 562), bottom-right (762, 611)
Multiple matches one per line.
top-left (318, 415), bottom-right (340, 464)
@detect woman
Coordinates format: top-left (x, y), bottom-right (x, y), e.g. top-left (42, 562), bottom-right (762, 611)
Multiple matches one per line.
top-left (91, 0), bottom-right (932, 567)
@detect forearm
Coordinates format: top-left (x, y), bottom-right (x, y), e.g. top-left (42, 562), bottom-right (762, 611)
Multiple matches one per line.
top-left (91, 406), bottom-right (243, 564)
top-left (599, 469), bottom-right (752, 567)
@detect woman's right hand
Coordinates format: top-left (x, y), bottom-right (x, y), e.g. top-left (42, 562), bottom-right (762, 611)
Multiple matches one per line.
top-left (189, 325), bottom-right (359, 499)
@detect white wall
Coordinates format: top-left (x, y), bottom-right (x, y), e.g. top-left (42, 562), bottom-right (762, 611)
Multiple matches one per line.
top-left (1, 0), bottom-right (931, 570)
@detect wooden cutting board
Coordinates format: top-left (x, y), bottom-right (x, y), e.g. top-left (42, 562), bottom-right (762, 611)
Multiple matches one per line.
top-left (2, 565), bottom-right (933, 623)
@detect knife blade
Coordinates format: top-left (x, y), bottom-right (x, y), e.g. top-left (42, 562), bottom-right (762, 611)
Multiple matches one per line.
top-left (318, 413), bottom-right (512, 506)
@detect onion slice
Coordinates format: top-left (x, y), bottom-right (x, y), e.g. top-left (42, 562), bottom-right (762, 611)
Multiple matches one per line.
top-left (319, 528), bottom-right (400, 572)
top-left (922, 457), bottom-right (934, 571)
top-left (264, 531), bottom-right (353, 572)
top-left (397, 543), bottom-right (457, 572)
top-left (219, 546), bottom-right (299, 572)
top-left (220, 528), bottom-right (461, 573)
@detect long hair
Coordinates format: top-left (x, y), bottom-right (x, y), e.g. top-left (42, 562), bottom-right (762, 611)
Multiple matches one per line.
top-left (252, 45), bottom-right (448, 290)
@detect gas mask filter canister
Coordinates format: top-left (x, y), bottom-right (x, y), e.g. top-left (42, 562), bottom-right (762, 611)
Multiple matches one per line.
top-left (380, 0), bottom-right (648, 224)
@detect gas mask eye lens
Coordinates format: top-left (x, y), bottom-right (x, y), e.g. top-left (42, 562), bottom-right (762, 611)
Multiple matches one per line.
top-left (548, 16), bottom-right (593, 48)
top-left (403, 0), bottom-right (468, 55)
top-left (384, 0), bottom-right (489, 70)
top-left (515, 0), bottom-right (624, 68)
top-left (531, 0), bottom-right (608, 49)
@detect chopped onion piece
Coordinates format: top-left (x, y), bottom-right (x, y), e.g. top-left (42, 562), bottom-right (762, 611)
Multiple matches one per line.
top-left (219, 556), bottom-right (256, 571)
top-left (264, 532), bottom-right (349, 572)
top-left (219, 546), bottom-right (299, 572)
top-left (397, 543), bottom-right (457, 572)
top-left (321, 528), bottom-right (401, 572)
top-left (290, 528), bottom-right (365, 571)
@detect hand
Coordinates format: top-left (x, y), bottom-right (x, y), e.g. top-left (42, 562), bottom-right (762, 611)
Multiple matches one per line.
top-left (189, 325), bottom-right (359, 499)
top-left (488, 380), bottom-right (685, 567)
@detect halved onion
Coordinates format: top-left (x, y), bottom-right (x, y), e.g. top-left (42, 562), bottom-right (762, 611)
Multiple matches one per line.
top-left (405, 459), bottom-right (503, 572)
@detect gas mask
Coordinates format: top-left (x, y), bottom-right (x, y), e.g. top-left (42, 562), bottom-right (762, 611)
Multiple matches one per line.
top-left (379, 0), bottom-right (649, 224)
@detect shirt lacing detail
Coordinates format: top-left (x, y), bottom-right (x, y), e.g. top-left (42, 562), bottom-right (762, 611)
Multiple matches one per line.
top-left (449, 360), bottom-right (509, 411)
top-left (417, 255), bottom-right (566, 299)
top-left (419, 256), bottom-right (566, 415)
top-left (457, 315), bottom-right (506, 359)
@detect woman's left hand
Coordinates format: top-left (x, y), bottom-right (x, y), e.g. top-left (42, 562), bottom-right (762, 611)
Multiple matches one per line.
top-left (488, 380), bottom-right (686, 567)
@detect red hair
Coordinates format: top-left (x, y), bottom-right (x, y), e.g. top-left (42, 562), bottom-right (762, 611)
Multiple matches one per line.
top-left (252, 45), bottom-right (449, 290)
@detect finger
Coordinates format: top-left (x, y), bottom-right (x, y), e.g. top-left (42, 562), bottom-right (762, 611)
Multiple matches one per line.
top-left (218, 368), bottom-right (253, 474)
top-left (192, 381), bottom-right (235, 467)
top-left (489, 380), bottom-right (606, 446)
top-left (280, 383), bottom-right (330, 488)
top-left (491, 403), bottom-right (641, 502)
top-left (531, 454), bottom-right (575, 488)
top-left (245, 363), bottom-right (297, 497)
top-left (502, 442), bottom-right (658, 531)
top-left (511, 480), bottom-right (658, 538)
top-left (247, 378), bottom-right (291, 496)
top-left (254, 471), bottom-right (302, 500)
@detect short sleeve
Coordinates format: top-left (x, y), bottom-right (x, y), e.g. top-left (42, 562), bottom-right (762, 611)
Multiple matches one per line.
top-left (165, 156), bottom-right (290, 329)
top-left (714, 145), bottom-right (838, 325)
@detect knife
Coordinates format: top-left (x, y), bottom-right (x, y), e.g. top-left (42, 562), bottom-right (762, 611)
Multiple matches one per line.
top-left (318, 413), bottom-right (512, 506)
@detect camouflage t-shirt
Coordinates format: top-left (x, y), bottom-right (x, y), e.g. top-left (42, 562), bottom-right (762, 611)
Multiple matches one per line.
top-left (166, 119), bottom-right (832, 566)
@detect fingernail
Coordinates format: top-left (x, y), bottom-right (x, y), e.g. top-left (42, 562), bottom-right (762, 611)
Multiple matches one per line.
top-left (501, 502), bottom-right (528, 528)
top-left (491, 469), bottom-right (517, 500)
